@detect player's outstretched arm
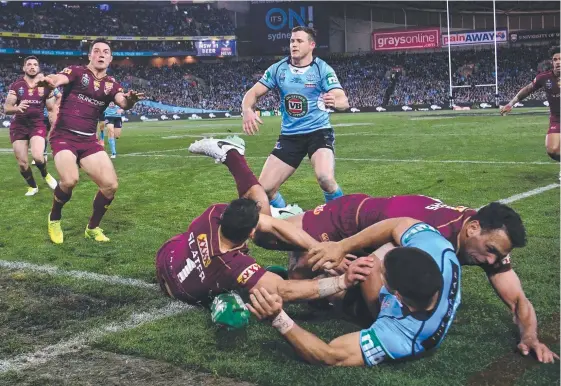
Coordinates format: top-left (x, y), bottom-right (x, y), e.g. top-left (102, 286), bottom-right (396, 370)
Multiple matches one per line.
top-left (501, 82), bottom-right (537, 115)
top-left (255, 214), bottom-right (319, 250)
top-left (252, 256), bottom-right (375, 302)
top-left (114, 90), bottom-right (145, 110)
top-left (242, 82), bottom-right (268, 135)
top-left (307, 217), bottom-right (418, 271)
top-left (248, 287), bottom-right (366, 366)
top-left (488, 270), bottom-right (559, 363)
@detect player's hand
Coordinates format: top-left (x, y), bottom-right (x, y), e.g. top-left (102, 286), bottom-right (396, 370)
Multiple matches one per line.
top-left (125, 90), bottom-right (145, 104)
top-left (344, 256), bottom-right (376, 287)
top-left (500, 103), bottom-right (513, 116)
top-left (518, 338), bottom-right (559, 363)
top-left (324, 254), bottom-right (357, 276)
top-left (322, 93), bottom-right (336, 108)
top-left (242, 109), bottom-right (263, 135)
top-left (247, 287), bottom-right (283, 320)
top-left (308, 241), bottom-right (347, 272)
top-left (16, 101), bottom-right (30, 113)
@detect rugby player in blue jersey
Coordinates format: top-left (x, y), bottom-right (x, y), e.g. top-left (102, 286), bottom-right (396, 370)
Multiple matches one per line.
top-left (104, 102), bottom-right (124, 159)
top-left (241, 26), bottom-right (349, 209)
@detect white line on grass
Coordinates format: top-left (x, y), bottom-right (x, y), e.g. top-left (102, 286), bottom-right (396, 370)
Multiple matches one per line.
top-left (0, 182), bottom-right (557, 373)
top-left (0, 260), bottom-right (157, 290)
top-left (0, 301), bottom-right (192, 373)
top-left (122, 152), bottom-right (557, 165)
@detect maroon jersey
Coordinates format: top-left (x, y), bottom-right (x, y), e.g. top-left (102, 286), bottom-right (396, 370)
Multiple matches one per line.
top-left (8, 77), bottom-right (49, 126)
top-left (55, 65), bottom-right (122, 136)
top-left (156, 204), bottom-right (266, 305)
top-left (532, 70), bottom-right (560, 117)
top-left (302, 194), bottom-right (511, 275)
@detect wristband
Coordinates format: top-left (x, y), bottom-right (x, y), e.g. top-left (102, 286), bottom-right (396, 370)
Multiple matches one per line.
top-left (318, 275), bottom-right (347, 298)
top-left (272, 310), bottom-right (295, 335)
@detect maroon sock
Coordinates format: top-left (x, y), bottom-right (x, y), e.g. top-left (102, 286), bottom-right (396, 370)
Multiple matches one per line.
top-left (223, 150), bottom-right (259, 197)
top-left (34, 161), bottom-right (48, 178)
top-left (88, 191), bottom-right (114, 229)
top-left (50, 186), bottom-right (72, 221)
top-left (20, 167), bottom-right (37, 188)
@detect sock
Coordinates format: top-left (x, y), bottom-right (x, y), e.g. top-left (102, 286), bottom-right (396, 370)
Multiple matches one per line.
top-left (323, 186), bottom-right (343, 202)
top-left (109, 138), bottom-right (116, 155)
top-left (20, 167), bottom-right (37, 188)
top-left (99, 130), bottom-right (105, 141)
top-left (43, 141), bottom-right (48, 155)
top-left (50, 186), bottom-right (72, 221)
top-left (270, 192), bottom-right (286, 208)
top-left (88, 190), bottom-right (114, 229)
top-left (548, 152), bottom-right (560, 162)
top-left (34, 161), bottom-right (48, 178)
top-left (223, 150), bottom-right (259, 197)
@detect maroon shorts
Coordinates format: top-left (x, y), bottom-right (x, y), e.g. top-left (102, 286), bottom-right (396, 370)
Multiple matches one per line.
top-left (49, 129), bottom-right (104, 161)
top-left (548, 115), bottom-right (560, 135)
top-left (9, 120), bottom-right (47, 143)
top-left (155, 234), bottom-right (197, 304)
top-left (302, 194), bottom-right (371, 243)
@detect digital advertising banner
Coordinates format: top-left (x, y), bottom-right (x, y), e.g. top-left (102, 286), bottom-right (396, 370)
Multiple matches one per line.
top-left (372, 28), bottom-right (440, 51)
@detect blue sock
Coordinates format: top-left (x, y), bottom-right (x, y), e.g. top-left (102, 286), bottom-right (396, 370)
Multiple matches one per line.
top-left (270, 192), bottom-right (287, 208)
top-left (109, 138), bottom-right (116, 155)
top-left (323, 186), bottom-right (343, 202)
top-left (99, 131), bottom-right (104, 141)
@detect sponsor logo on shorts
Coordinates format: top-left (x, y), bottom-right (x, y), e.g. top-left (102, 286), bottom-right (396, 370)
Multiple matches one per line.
top-left (313, 204), bottom-right (326, 215)
top-left (274, 141), bottom-right (282, 150)
top-left (320, 233), bottom-right (330, 242)
top-left (360, 330), bottom-right (386, 366)
top-left (197, 233), bottom-right (211, 267)
top-left (237, 263), bottom-right (261, 285)
top-left (78, 94), bottom-right (106, 106)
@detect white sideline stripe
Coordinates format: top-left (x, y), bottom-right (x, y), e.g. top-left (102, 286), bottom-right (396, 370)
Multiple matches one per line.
top-left (0, 182), bottom-right (557, 373)
top-left (0, 301), bottom-right (192, 373)
top-left (162, 132), bottom-right (544, 139)
top-left (0, 260), bottom-right (157, 290)
top-left (122, 152), bottom-right (557, 165)
top-left (496, 183), bottom-right (560, 205)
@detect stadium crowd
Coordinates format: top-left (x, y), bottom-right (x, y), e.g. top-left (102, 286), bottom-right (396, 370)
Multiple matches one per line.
top-left (0, 45), bottom-right (551, 118)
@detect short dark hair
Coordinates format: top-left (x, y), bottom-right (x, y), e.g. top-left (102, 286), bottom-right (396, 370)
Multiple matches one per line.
top-left (23, 55), bottom-right (39, 65)
top-left (472, 202), bottom-right (527, 248)
top-left (291, 26), bottom-right (316, 42)
top-left (384, 247), bottom-right (442, 310)
top-left (89, 38), bottom-right (112, 54)
top-left (549, 45), bottom-right (560, 58)
top-left (220, 198), bottom-right (260, 244)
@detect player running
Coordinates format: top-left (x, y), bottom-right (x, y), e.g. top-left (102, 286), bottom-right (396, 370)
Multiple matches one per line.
top-left (241, 26), bottom-right (349, 209)
top-left (3, 56), bottom-right (58, 196)
top-left (104, 102), bottom-right (124, 159)
top-left (156, 136), bottom-right (375, 308)
top-left (35, 38), bottom-right (144, 244)
top-left (501, 45), bottom-right (560, 162)
top-left (248, 219), bottom-right (461, 366)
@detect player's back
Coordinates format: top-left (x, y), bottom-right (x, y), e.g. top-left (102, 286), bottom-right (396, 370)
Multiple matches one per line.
top-left (360, 223), bottom-right (461, 365)
top-left (259, 57), bottom-right (341, 135)
top-left (162, 204), bottom-right (265, 305)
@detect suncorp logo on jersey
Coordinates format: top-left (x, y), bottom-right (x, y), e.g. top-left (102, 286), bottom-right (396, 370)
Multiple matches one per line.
top-left (373, 28), bottom-right (440, 51)
top-left (442, 29), bottom-right (508, 46)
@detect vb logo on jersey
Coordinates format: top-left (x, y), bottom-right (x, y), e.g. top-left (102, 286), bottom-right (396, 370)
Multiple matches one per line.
top-left (284, 94), bottom-right (308, 117)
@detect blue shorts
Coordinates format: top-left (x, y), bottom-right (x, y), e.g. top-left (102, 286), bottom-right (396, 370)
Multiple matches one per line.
top-left (104, 117), bottom-right (122, 128)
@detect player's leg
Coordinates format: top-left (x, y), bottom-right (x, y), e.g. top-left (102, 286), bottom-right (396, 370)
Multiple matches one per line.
top-left (12, 139), bottom-right (38, 195)
top-left (309, 129), bottom-right (343, 202)
top-left (107, 122), bottom-right (117, 158)
top-left (79, 150), bottom-right (118, 242)
top-left (48, 149), bottom-right (80, 244)
top-left (114, 119), bottom-right (122, 139)
top-left (30, 135), bottom-right (57, 190)
top-left (97, 120), bottom-right (105, 147)
top-left (546, 116), bottom-right (560, 162)
top-left (43, 118), bottom-right (50, 161)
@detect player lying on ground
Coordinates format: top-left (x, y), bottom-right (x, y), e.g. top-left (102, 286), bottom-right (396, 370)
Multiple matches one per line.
top-left (248, 219), bottom-right (461, 366)
top-left (35, 38), bottom-right (144, 244)
top-left (191, 135), bottom-right (558, 364)
top-left (501, 45), bottom-right (560, 162)
top-left (4, 55), bottom-right (58, 196)
top-left (156, 136), bottom-right (375, 308)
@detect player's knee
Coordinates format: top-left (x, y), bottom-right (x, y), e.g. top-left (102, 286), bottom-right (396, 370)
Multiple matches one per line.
top-left (17, 159), bottom-right (29, 170)
top-left (103, 180), bottom-right (119, 195)
top-left (316, 174), bottom-right (337, 192)
top-left (263, 186), bottom-right (278, 199)
top-left (60, 175), bottom-right (79, 189)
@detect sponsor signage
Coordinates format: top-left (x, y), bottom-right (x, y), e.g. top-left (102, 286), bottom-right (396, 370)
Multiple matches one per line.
top-left (510, 29), bottom-right (560, 43)
top-left (372, 28), bottom-right (440, 51)
top-left (442, 29), bottom-right (508, 46)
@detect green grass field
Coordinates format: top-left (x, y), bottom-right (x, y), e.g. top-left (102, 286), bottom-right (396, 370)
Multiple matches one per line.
top-left (0, 109), bottom-right (559, 386)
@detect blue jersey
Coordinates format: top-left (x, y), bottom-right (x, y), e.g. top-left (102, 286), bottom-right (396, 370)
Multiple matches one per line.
top-left (359, 223), bottom-right (461, 366)
top-left (259, 57), bottom-right (342, 135)
top-left (104, 105), bottom-right (122, 118)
